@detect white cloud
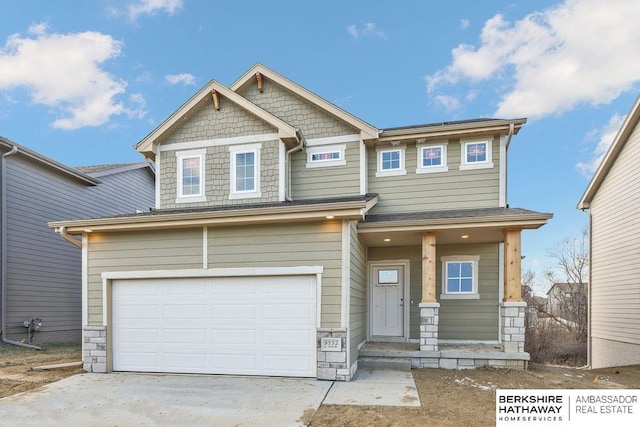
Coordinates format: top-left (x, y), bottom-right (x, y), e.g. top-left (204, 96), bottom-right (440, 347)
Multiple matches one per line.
top-left (165, 73), bottom-right (195, 86)
top-left (460, 18), bottom-right (471, 30)
top-left (433, 94), bottom-right (461, 112)
top-left (0, 24), bottom-right (133, 130)
top-left (427, 0), bottom-right (640, 119)
top-left (347, 22), bottom-right (386, 39)
top-left (128, 0), bottom-right (183, 22)
top-left (576, 112), bottom-right (625, 177)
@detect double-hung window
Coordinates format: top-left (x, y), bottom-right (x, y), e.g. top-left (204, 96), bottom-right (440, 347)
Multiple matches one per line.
top-left (460, 139), bottom-right (493, 170)
top-left (441, 255), bottom-right (480, 299)
top-left (416, 143), bottom-right (448, 174)
top-left (229, 143), bottom-right (261, 199)
top-left (176, 149), bottom-right (206, 203)
top-left (376, 146), bottom-right (406, 177)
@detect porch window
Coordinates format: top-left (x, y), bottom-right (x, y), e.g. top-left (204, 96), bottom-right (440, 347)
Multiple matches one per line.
top-left (416, 143), bottom-right (448, 174)
top-left (176, 149), bottom-right (206, 203)
top-left (376, 146), bottom-right (406, 177)
top-left (229, 143), bottom-right (261, 199)
top-left (441, 255), bottom-right (480, 299)
top-left (460, 139), bottom-right (494, 170)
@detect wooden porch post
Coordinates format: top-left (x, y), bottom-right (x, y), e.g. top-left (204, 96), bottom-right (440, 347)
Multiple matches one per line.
top-left (504, 228), bottom-right (522, 302)
top-left (421, 232), bottom-right (437, 303)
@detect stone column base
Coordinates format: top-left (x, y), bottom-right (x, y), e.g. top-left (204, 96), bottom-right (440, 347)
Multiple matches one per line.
top-left (501, 301), bottom-right (526, 353)
top-left (317, 328), bottom-right (351, 381)
top-left (83, 325), bottom-right (107, 373)
top-left (419, 302), bottom-right (440, 351)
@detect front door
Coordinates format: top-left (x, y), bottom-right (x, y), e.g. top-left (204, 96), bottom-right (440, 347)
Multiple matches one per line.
top-left (371, 264), bottom-right (405, 338)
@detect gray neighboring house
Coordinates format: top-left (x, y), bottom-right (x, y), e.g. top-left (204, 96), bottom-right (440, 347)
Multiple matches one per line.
top-left (0, 137), bottom-right (155, 344)
top-left (578, 94), bottom-right (640, 369)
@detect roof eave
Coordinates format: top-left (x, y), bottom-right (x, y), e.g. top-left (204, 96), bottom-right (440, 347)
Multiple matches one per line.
top-left (378, 119), bottom-right (527, 142)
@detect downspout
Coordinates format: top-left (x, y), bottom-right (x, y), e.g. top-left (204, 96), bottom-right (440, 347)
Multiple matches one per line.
top-left (1, 144), bottom-right (40, 349)
top-left (285, 131), bottom-right (305, 202)
top-left (58, 226), bottom-right (82, 249)
top-left (504, 122), bottom-right (515, 208)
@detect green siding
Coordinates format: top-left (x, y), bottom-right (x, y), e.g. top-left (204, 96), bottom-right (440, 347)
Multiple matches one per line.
top-left (207, 221), bottom-right (343, 327)
top-left (291, 142), bottom-right (361, 200)
top-left (349, 221), bottom-right (367, 366)
top-left (368, 137), bottom-right (501, 214)
top-left (86, 229), bottom-right (204, 325)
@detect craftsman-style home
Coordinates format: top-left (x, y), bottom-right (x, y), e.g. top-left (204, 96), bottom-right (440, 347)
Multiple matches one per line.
top-left (50, 64), bottom-right (551, 380)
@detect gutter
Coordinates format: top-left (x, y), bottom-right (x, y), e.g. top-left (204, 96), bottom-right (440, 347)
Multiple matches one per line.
top-left (1, 144), bottom-right (41, 349)
top-left (285, 131), bottom-right (305, 202)
top-left (57, 226), bottom-right (82, 249)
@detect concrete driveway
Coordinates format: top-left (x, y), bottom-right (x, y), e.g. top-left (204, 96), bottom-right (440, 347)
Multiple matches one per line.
top-left (0, 373), bottom-right (332, 427)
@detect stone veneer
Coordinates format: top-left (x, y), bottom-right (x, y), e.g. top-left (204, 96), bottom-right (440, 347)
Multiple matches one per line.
top-left (419, 302), bottom-right (440, 351)
top-left (317, 328), bottom-right (353, 381)
top-left (83, 325), bottom-right (107, 373)
top-left (501, 301), bottom-right (526, 353)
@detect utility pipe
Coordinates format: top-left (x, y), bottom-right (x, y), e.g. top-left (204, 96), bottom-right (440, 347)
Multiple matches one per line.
top-left (1, 144), bottom-right (40, 350)
top-left (285, 132), bottom-right (304, 202)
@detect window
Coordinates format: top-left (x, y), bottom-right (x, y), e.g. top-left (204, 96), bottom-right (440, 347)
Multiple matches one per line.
top-left (416, 143), bottom-right (448, 174)
top-left (460, 140), bottom-right (494, 170)
top-left (441, 255), bottom-right (480, 299)
top-left (229, 143), bottom-right (261, 199)
top-left (306, 145), bottom-right (347, 168)
top-left (176, 149), bottom-right (206, 203)
top-left (376, 146), bottom-right (406, 177)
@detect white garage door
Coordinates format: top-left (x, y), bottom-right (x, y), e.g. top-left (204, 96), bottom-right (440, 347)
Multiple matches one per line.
top-left (112, 275), bottom-right (317, 377)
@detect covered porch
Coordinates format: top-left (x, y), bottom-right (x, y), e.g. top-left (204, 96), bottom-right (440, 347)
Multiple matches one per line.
top-left (357, 207), bottom-right (552, 369)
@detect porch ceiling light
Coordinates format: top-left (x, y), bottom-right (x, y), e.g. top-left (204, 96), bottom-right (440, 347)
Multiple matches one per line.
top-left (325, 215), bottom-right (335, 219)
top-left (461, 235), bottom-right (469, 239)
top-left (384, 238), bottom-right (391, 242)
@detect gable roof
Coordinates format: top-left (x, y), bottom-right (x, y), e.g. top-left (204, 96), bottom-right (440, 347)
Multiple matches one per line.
top-left (230, 63), bottom-right (379, 141)
top-left (135, 80), bottom-right (299, 160)
top-left (0, 136), bottom-right (99, 186)
top-left (75, 162), bottom-right (155, 178)
top-left (578, 94), bottom-right (640, 209)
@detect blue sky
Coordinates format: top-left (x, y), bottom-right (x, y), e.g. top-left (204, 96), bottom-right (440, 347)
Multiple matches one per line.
top-left (1, 0), bottom-right (639, 287)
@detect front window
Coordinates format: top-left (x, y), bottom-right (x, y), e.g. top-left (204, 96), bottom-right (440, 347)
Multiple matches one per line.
top-left (376, 146), bottom-right (406, 177)
top-left (416, 143), bottom-right (448, 174)
top-left (176, 149), bottom-right (206, 203)
top-left (460, 140), bottom-right (493, 170)
top-left (441, 255), bottom-right (480, 299)
top-left (229, 143), bottom-right (261, 199)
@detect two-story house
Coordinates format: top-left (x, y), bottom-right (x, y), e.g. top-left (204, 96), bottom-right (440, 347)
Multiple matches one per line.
top-left (50, 64), bottom-right (551, 381)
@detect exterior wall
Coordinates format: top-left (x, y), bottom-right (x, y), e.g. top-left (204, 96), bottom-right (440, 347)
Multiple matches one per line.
top-left (367, 136), bottom-right (501, 214)
top-left (4, 155), bottom-right (154, 342)
top-left (207, 221), bottom-right (343, 327)
top-left (589, 116), bottom-right (640, 368)
top-left (159, 139), bottom-right (280, 209)
top-left (290, 141), bottom-right (361, 200)
top-left (238, 79), bottom-right (357, 139)
top-left (348, 221), bottom-right (367, 368)
top-left (367, 243), bottom-right (499, 342)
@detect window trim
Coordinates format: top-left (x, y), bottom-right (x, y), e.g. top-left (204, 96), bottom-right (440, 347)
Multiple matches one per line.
top-left (175, 149), bottom-right (206, 204)
top-left (416, 142), bottom-right (449, 174)
top-left (229, 143), bottom-right (261, 199)
top-left (306, 144), bottom-right (347, 168)
top-left (440, 255), bottom-right (480, 300)
top-left (459, 139), bottom-right (494, 170)
top-left (376, 146), bottom-right (406, 177)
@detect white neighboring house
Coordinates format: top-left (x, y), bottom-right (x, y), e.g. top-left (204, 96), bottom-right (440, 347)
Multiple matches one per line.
top-left (578, 94), bottom-right (640, 369)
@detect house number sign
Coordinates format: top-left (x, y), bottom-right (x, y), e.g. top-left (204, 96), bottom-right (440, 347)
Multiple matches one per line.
top-left (321, 337), bottom-right (342, 352)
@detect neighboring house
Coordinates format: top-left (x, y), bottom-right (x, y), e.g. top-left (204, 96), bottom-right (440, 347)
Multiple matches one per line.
top-left (50, 64), bottom-right (551, 380)
top-left (578, 94), bottom-right (640, 369)
top-left (0, 137), bottom-right (155, 345)
top-left (546, 282), bottom-right (587, 319)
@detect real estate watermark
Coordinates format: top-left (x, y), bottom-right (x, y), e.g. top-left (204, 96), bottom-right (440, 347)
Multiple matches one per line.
top-left (496, 389), bottom-right (639, 426)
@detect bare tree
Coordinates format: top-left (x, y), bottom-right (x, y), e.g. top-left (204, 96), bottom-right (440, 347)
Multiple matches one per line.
top-left (544, 227), bottom-right (588, 342)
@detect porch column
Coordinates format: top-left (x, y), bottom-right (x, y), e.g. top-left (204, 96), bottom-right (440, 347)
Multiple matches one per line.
top-left (502, 228), bottom-right (526, 353)
top-left (420, 232), bottom-right (439, 352)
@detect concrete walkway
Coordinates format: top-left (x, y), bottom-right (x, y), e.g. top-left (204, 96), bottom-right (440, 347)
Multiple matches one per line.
top-left (324, 367), bottom-right (421, 407)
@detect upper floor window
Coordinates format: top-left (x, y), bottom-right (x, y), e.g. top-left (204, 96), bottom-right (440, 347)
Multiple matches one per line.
top-left (440, 255), bottom-right (480, 300)
top-left (176, 149), bottom-right (206, 203)
top-left (229, 143), bottom-right (261, 199)
top-left (376, 146), bottom-right (406, 177)
top-left (306, 145), bottom-right (347, 168)
top-left (416, 143), bottom-right (448, 174)
top-left (460, 139), bottom-right (494, 170)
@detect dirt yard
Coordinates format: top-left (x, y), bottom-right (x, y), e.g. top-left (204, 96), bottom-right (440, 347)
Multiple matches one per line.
top-left (1, 343), bottom-right (639, 426)
top-left (0, 342), bottom-right (83, 399)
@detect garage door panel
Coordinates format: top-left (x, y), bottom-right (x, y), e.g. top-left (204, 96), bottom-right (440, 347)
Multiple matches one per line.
top-left (112, 275), bottom-right (317, 377)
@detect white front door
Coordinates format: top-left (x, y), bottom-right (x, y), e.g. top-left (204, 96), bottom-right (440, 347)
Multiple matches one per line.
top-left (371, 264), bottom-right (405, 338)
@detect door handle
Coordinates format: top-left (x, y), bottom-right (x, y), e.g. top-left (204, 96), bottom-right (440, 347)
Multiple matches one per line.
top-left (400, 298), bottom-right (404, 306)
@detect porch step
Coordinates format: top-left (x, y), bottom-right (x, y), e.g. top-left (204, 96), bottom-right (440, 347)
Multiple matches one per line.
top-left (358, 356), bottom-right (411, 370)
